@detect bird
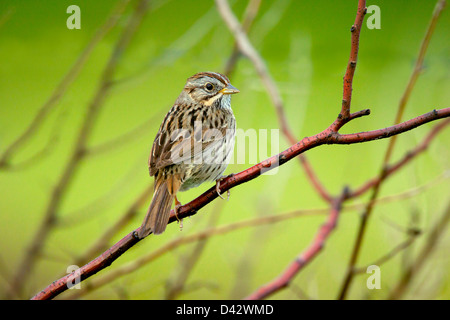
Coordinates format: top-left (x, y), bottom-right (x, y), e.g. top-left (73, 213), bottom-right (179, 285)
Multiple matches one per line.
top-left (138, 71), bottom-right (239, 237)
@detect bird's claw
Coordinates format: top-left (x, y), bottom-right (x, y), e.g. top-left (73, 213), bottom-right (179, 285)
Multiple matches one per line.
top-left (215, 174), bottom-right (233, 201)
top-left (174, 196), bottom-right (183, 231)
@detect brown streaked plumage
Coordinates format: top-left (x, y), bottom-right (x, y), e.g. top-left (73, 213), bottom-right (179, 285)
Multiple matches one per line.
top-left (138, 72), bottom-right (239, 237)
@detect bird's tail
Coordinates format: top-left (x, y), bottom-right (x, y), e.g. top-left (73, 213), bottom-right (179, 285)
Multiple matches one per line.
top-left (138, 178), bottom-right (174, 238)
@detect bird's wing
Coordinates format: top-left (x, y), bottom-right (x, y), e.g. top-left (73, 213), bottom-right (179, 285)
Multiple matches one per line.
top-left (148, 122), bottom-right (230, 176)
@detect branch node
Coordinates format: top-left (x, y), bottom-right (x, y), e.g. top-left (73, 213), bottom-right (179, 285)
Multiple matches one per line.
top-left (295, 256), bottom-right (306, 265)
top-left (408, 227), bottom-right (422, 237)
top-left (342, 185), bottom-right (351, 198)
top-left (76, 147), bottom-right (87, 158)
top-left (132, 230), bottom-right (141, 239)
top-left (262, 161), bottom-right (272, 168)
top-left (349, 108), bottom-right (371, 121)
top-left (350, 25), bottom-right (356, 32)
top-left (0, 160), bottom-right (9, 169)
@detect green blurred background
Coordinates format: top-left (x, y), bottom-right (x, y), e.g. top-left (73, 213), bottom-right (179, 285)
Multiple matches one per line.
top-left (0, 0), bottom-right (449, 299)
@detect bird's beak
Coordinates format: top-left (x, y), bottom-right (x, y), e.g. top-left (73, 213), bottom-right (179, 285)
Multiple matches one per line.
top-left (220, 84), bottom-right (240, 95)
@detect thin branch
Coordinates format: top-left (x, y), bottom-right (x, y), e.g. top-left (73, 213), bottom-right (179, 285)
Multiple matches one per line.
top-left (334, 0), bottom-right (367, 125)
top-left (328, 110), bottom-right (448, 143)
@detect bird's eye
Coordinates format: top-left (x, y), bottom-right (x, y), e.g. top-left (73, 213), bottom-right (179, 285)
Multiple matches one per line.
top-left (205, 83), bottom-right (214, 91)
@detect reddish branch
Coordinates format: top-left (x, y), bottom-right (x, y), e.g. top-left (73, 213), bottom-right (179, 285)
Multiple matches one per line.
top-left (335, 0), bottom-right (367, 124)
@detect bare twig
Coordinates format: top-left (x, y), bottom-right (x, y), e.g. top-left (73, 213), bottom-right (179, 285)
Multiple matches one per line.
top-left (334, 0), bottom-right (367, 125)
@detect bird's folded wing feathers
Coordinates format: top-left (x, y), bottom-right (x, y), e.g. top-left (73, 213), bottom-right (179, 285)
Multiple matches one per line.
top-left (149, 125), bottom-right (229, 175)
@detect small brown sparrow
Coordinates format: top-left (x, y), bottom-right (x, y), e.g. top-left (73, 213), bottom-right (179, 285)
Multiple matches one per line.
top-left (138, 72), bottom-right (239, 237)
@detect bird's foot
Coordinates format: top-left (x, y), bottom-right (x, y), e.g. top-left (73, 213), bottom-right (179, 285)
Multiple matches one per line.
top-left (215, 174), bottom-right (234, 201)
top-left (174, 196), bottom-right (183, 231)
